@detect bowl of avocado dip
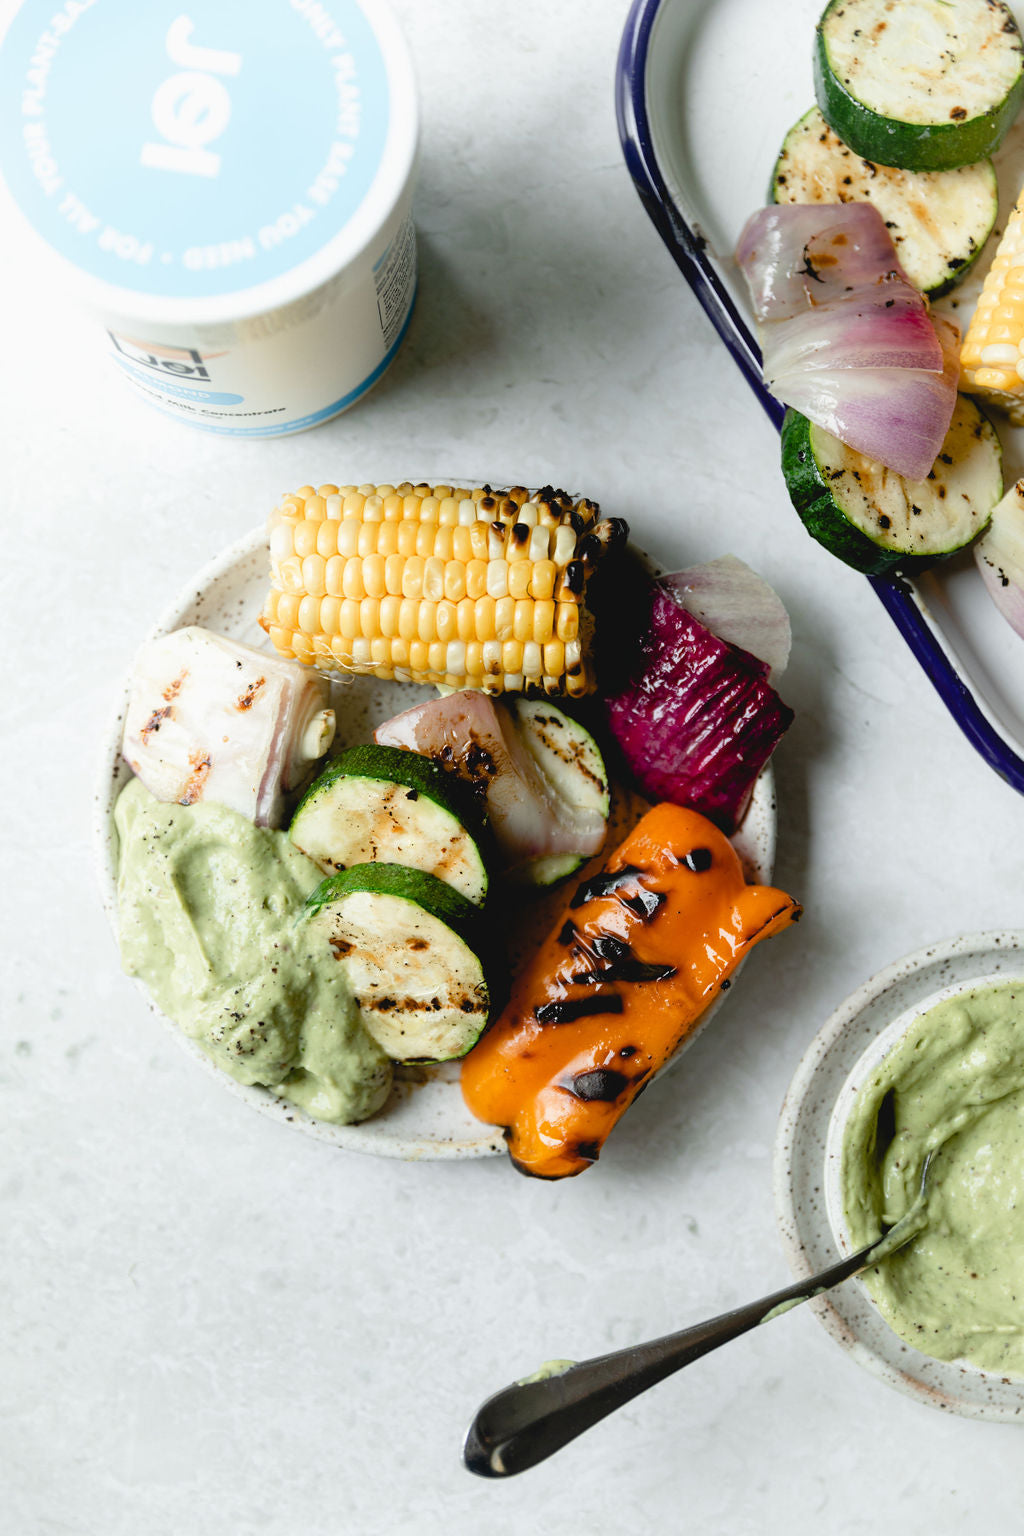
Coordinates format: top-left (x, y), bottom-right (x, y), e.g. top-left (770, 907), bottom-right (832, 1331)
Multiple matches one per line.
top-left (828, 975), bottom-right (1024, 1378)
top-left (775, 931), bottom-right (1024, 1421)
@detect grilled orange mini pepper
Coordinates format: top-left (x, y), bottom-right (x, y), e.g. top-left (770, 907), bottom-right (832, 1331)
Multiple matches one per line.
top-left (461, 802), bottom-right (801, 1178)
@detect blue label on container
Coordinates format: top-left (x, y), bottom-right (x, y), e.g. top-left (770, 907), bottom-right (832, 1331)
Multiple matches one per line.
top-left (0, 0), bottom-right (390, 299)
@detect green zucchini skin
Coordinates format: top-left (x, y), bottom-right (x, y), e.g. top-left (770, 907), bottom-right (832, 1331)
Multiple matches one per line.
top-left (814, 0), bottom-right (1024, 173)
top-left (289, 744), bottom-right (490, 905)
top-left (302, 863), bottom-right (495, 1063)
top-left (780, 402), bottom-right (1002, 573)
top-left (781, 409), bottom-right (898, 574)
top-left (769, 107), bottom-right (997, 299)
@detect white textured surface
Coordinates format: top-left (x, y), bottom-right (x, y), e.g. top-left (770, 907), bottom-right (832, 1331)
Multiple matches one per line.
top-left (3, 0), bottom-right (1024, 1531)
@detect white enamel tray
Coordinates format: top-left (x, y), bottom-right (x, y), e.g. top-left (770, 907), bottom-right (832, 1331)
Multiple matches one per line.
top-left (773, 930), bottom-right (1024, 1421)
top-left (618, 0), bottom-right (1024, 794)
top-left (95, 524), bottom-right (778, 1161)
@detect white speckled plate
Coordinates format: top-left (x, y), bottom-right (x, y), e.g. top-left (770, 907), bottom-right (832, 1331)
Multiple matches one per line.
top-left (95, 523), bottom-right (777, 1160)
top-left (774, 931), bottom-right (1024, 1421)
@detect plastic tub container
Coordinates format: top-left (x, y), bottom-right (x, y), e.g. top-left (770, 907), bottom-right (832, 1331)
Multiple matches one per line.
top-left (0, 0), bottom-right (418, 436)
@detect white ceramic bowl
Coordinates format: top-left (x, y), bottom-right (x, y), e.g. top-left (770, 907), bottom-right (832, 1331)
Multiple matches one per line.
top-left (774, 931), bottom-right (1024, 1421)
top-left (96, 524), bottom-right (778, 1160)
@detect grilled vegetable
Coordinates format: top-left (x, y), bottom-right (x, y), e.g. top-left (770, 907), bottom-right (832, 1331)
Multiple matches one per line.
top-left (302, 863), bottom-right (491, 1062)
top-left (261, 482), bottom-right (627, 697)
top-left (659, 557), bottom-right (791, 683)
top-left (780, 397), bottom-right (1002, 573)
top-left (603, 577), bottom-right (793, 834)
top-left (770, 107), bottom-right (997, 299)
top-left (289, 745), bottom-right (489, 905)
top-left (814, 0), bottom-right (1024, 173)
top-left (122, 626), bottom-right (335, 827)
top-left (736, 203), bottom-right (958, 480)
top-left (460, 802), bottom-right (801, 1179)
top-left (374, 691), bottom-right (609, 885)
top-left (974, 479), bottom-right (1024, 639)
top-left (962, 186), bottom-right (1024, 421)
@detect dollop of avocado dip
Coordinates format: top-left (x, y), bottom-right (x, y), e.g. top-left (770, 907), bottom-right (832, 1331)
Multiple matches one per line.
top-left (842, 980), bottom-right (1024, 1375)
top-left (115, 777), bottom-right (392, 1124)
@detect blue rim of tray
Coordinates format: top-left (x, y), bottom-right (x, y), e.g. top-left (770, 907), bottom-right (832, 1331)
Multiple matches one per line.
top-left (615, 0), bottom-right (1024, 798)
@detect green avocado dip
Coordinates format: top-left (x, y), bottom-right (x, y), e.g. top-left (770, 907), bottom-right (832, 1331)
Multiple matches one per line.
top-left (841, 980), bottom-right (1024, 1375)
top-left (114, 777), bottom-right (392, 1124)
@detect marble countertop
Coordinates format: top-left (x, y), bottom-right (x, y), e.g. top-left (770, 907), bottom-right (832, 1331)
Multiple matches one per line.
top-left (4, 0), bottom-right (1024, 1531)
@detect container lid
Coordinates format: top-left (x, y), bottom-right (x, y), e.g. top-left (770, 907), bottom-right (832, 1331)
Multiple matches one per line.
top-left (0, 0), bottom-right (417, 324)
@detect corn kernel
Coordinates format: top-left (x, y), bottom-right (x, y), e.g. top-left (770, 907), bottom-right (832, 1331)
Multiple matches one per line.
top-left (340, 598), bottom-right (361, 639)
top-left (376, 522), bottom-right (399, 557)
top-left (380, 594), bottom-right (401, 637)
top-left (444, 561), bottom-right (467, 601)
top-left (556, 603), bottom-right (579, 642)
top-left (408, 640), bottom-right (429, 673)
top-left (457, 597), bottom-right (477, 641)
top-left (543, 639), bottom-right (565, 675)
top-left (384, 553), bottom-right (405, 595)
top-left (302, 553), bottom-right (326, 597)
top-left (363, 553), bottom-right (387, 599)
top-left (360, 597), bottom-right (380, 637)
top-left (522, 641), bottom-right (543, 677)
top-left (277, 591), bottom-right (301, 630)
top-left (466, 559), bottom-right (488, 600)
top-left (513, 599), bottom-right (534, 641)
top-left (319, 595), bottom-right (341, 635)
top-left (508, 561), bottom-right (532, 600)
top-left (533, 599), bottom-right (555, 642)
top-left (530, 561), bottom-right (556, 600)
top-left (486, 559), bottom-right (509, 598)
top-left (342, 559), bottom-right (365, 600)
top-left (417, 601), bottom-right (437, 642)
top-left (445, 640), bottom-right (466, 676)
top-left (402, 555), bottom-right (425, 599)
top-left (399, 597), bottom-right (419, 642)
top-left (294, 519), bottom-right (319, 558)
top-left (436, 600), bottom-right (458, 643)
top-left (494, 595), bottom-right (515, 640)
top-left (475, 595), bottom-right (496, 640)
top-left (470, 521), bottom-right (490, 560)
top-left (270, 520), bottom-right (295, 560)
top-left (316, 520), bottom-right (339, 558)
top-left (423, 556), bottom-right (446, 601)
top-left (338, 519), bottom-right (360, 557)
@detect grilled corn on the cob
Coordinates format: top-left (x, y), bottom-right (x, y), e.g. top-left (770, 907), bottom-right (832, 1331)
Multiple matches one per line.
top-left (961, 188), bottom-right (1024, 420)
top-left (261, 482), bottom-right (626, 696)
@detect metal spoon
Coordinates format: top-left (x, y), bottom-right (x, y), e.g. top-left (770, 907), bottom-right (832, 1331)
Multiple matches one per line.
top-left (463, 1153), bottom-right (933, 1478)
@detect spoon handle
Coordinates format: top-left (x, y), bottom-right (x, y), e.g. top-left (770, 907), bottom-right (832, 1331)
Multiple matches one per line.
top-left (463, 1240), bottom-right (875, 1478)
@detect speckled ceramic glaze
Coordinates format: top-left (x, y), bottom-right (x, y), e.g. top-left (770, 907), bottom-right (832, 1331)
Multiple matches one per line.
top-left (774, 932), bottom-right (1024, 1421)
top-left (95, 525), bottom-right (778, 1160)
